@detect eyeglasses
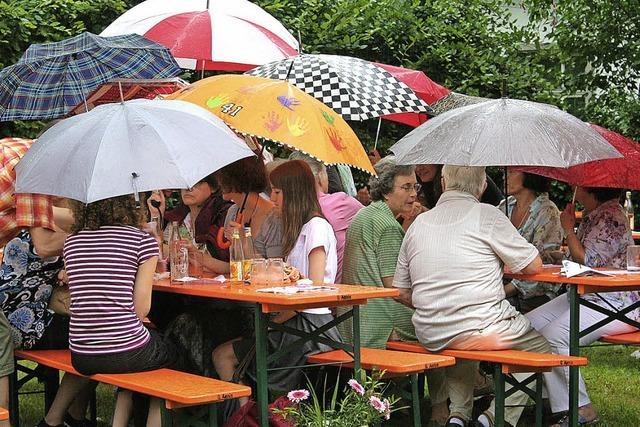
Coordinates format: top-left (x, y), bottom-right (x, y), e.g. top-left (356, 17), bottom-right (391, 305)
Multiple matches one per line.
top-left (397, 183), bottom-right (422, 192)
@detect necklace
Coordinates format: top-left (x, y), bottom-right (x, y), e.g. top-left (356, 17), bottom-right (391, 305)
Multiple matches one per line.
top-left (514, 198), bottom-right (534, 229)
top-left (243, 194), bottom-right (260, 227)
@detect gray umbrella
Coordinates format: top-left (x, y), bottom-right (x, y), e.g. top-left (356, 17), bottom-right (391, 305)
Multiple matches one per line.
top-left (390, 98), bottom-right (621, 167)
top-left (15, 99), bottom-right (255, 203)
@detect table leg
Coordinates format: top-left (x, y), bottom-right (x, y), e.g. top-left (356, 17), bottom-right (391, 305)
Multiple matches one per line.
top-left (493, 364), bottom-right (505, 427)
top-left (352, 305), bottom-right (362, 381)
top-left (568, 285), bottom-right (580, 427)
top-left (255, 304), bottom-right (269, 427)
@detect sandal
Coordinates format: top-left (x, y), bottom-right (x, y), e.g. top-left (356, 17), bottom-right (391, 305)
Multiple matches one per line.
top-left (552, 413), bottom-right (599, 427)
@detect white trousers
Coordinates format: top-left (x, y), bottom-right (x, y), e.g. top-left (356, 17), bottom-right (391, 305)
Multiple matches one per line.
top-left (526, 294), bottom-right (637, 413)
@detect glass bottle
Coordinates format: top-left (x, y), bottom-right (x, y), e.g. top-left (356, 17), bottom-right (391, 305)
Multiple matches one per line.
top-left (242, 227), bottom-right (257, 281)
top-left (229, 229), bottom-right (244, 282)
top-left (625, 191), bottom-right (635, 230)
top-left (169, 221), bottom-right (188, 282)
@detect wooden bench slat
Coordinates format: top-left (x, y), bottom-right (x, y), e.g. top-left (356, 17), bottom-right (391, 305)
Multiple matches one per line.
top-left (387, 341), bottom-right (588, 368)
top-left (600, 331), bottom-right (640, 345)
top-left (307, 348), bottom-right (455, 374)
top-left (0, 407), bottom-right (8, 421)
top-left (15, 349), bottom-right (251, 406)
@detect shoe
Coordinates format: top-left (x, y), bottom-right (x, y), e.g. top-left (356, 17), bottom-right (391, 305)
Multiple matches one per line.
top-left (63, 412), bottom-right (91, 427)
top-left (36, 420), bottom-right (65, 427)
top-left (445, 417), bottom-right (467, 427)
top-left (552, 414), bottom-right (599, 427)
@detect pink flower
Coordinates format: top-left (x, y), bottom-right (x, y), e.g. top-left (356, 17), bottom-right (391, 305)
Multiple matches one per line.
top-left (369, 395), bottom-right (386, 413)
top-left (383, 399), bottom-right (391, 420)
top-left (287, 389), bottom-right (310, 403)
top-left (348, 379), bottom-right (365, 395)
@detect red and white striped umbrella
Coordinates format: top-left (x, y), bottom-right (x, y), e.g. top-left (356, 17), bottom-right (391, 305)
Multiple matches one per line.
top-left (101, 0), bottom-right (299, 71)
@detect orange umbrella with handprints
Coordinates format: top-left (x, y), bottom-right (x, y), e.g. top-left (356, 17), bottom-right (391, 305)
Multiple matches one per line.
top-left (166, 74), bottom-right (374, 174)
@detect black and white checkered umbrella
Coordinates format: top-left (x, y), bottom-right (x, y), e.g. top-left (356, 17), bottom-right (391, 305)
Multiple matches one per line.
top-left (247, 54), bottom-right (433, 121)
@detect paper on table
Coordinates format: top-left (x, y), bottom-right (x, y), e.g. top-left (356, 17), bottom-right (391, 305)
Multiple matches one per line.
top-left (561, 260), bottom-right (615, 278)
top-left (256, 285), bottom-right (337, 294)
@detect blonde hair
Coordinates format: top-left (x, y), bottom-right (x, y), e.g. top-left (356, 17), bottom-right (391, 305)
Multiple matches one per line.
top-left (442, 165), bottom-right (486, 198)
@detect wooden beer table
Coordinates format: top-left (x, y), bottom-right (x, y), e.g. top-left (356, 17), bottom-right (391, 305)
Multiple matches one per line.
top-left (505, 266), bottom-right (640, 427)
top-left (153, 279), bottom-right (398, 427)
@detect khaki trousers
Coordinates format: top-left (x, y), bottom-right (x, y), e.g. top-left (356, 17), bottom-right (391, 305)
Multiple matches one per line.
top-left (427, 316), bottom-right (551, 425)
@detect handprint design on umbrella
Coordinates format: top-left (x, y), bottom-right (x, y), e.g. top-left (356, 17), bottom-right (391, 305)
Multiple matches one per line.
top-left (206, 94), bottom-right (231, 109)
top-left (287, 116), bottom-right (309, 137)
top-left (326, 127), bottom-right (346, 151)
top-left (263, 111), bottom-right (283, 132)
top-left (277, 95), bottom-right (300, 111)
top-left (321, 110), bottom-right (335, 125)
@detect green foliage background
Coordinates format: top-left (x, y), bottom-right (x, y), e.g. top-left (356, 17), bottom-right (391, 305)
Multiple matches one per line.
top-left (0, 0), bottom-right (638, 206)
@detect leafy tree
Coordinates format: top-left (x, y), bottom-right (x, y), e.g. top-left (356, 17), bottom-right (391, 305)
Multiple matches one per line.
top-left (523, 0), bottom-right (640, 140)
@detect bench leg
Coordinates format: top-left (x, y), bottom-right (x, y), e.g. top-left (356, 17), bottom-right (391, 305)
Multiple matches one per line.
top-left (9, 367), bottom-right (19, 427)
top-left (535, 372), bottom-right (543, 427)
top-left (410, 373), bottom-right (421, 427)
top-left (493, 364), bottom-right (505, 427)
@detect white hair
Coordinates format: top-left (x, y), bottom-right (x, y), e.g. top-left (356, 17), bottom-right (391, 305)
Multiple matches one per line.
top-left (442, 165), bottom-right (486, 198)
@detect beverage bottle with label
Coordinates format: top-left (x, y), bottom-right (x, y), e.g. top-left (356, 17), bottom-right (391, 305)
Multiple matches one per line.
top-left (242, 227), bottom-right (256, 281)
top-left (229, 229), bottom-right (244, 282)
top-left (169, 221), bottom-right (188, 282)
top-left (625, 191), bottom-right (635, 230)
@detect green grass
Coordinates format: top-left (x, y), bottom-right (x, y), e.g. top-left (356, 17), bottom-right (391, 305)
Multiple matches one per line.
top-left (14, 345), bottom-right (640, 426)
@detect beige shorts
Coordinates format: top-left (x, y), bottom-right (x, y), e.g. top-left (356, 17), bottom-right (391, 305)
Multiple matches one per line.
top-left (0, 311), bottom-right (14, 376)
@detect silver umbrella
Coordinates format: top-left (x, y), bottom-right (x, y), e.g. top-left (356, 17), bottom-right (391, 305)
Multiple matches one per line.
top-left (390, 98), bottom-right (621, 167)
top-left (15, 99), bottom-right (255, 203)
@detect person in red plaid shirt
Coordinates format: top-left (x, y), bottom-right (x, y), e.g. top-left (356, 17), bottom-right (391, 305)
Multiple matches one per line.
top-left (0, 137), bottom-right (82, 427)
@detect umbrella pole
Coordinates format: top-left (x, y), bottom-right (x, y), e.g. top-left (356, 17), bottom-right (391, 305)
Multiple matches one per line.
top-left (373, 117), bottom-right (382, 151)
top-left (503, 166), bottom-right (508, 215)
top-left (118, 82), bottom-right (125, 103)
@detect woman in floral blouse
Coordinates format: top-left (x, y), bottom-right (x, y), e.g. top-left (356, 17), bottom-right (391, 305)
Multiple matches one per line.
top-left (499, 171), bottom-right (563, 312)
top-left (527, 186), bottom-right (637, 426)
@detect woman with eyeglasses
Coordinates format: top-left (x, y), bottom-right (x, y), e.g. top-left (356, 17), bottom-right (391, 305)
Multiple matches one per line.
top-left (338, 156), bottom-right (421, 345)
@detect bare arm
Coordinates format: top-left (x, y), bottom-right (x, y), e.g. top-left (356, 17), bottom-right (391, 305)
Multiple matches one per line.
top-left (395, 287), bottom-right (414, 309)
top-left (201, 252), bottom-right (230, 274)
top-left (30, 226), bottom-right (67, 258)
top-left (564, 231), bottom-right (586, 265)
top-left (520, 255), bottom-right (543, 275)
top-left (381, 276), bottom-right (395, 288)
top-left (133, 256), bottom-right (158, 321)
top-left (273, 246), bottom-right (327, 324)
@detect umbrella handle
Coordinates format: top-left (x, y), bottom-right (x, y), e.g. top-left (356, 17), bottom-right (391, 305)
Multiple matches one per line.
top-left (215, 211), bottom-right (244, 250)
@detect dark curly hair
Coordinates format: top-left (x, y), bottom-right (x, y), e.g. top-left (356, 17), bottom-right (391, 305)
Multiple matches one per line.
top-left (69, 194), bottom-right (147, 233)
top-left (215, 156), bottom-right (267, 194)
top-left (584, 187), bottom-right (622, 203)
top-left (522, 173), bottom-right (551, 194)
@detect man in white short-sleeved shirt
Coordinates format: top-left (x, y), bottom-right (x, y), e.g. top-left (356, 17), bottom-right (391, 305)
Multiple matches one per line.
top-left (393, 165), bottom-right (551, 427)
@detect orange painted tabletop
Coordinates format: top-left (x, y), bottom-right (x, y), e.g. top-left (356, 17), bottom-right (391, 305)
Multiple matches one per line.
top-left (633, 231), bottom-right (640, 241)
top-left (153, 279), bottom-right (398, 313)
top-left (0, 407), bottom-right (7, 421)
top-left (505, 265), bottom-right (640, 294)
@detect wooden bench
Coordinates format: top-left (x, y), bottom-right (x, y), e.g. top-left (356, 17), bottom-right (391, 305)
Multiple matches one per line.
top-left (307, 347), bottom-right (455, 427)
top-left (600, 330), bottom-right (640, 345)
top-left (13, 349), bottom-right (251, 427)
top-left (0, 407), bottom-right (8, 421)
top-left (387, 341), bottom-right (588, 427)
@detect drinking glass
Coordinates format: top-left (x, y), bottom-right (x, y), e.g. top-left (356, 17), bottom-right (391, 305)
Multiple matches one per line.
top-left (627, 245), bottom-right (640, 271)
top-left (189, 243), bottom-right (206, 278)
top-left (266, 258), bottom-right (285, 285)
top-left (250, 258), bottom-right (267, 284)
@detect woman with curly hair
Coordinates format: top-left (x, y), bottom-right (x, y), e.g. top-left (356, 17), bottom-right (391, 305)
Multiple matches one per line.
top-left (64, 194), bottom-right (175, 427)
top-left (216, 156), bottom-right (283, 259)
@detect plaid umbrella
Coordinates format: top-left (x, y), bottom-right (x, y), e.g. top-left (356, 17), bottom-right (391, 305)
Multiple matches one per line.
top-left (247, 54), bottom-right (433, 121)
top-left (0, 32), bottom-right (181, 121)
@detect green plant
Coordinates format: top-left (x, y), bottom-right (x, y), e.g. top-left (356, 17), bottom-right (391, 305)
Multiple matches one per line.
top-left (274, 372), bottom-right (401, 426)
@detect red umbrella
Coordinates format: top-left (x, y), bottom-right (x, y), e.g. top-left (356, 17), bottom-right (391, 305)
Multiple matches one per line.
top-left (374, 63), bottom-right (450, 127)
top-left (518, 124), bottom-right (640, 189)
top-left (101, 0), bottom-right (299, 71)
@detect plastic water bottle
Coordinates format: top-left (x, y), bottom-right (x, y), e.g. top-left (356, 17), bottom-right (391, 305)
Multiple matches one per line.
top-left (229, 229), bottom-right (244, 282)
top-left (242, 227), bottom-right (256, 281)
top-left (624, 191), bottom-right (635, 230)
